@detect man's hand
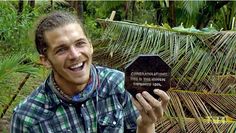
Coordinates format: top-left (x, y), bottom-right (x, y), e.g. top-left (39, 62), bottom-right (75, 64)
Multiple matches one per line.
top-left (132, 89), bottom-right (170, 133)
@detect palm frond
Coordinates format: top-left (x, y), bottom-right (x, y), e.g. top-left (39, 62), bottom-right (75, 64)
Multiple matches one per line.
top-left (181, 1), bottom-right (206, 17)
top-left (155, 117), bottom-right (235, 133)
top-left (0, 53), bottom-right (38, 81)
top-left (94, 20), bottom-right (236, 132)
top-left (164, 90), bottom-right (236, 132)
top-left (94, 20), bottom-right (236, 89)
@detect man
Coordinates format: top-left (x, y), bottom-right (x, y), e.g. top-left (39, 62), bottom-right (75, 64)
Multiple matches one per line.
top-left (11, 11), bottom-right (170, 133)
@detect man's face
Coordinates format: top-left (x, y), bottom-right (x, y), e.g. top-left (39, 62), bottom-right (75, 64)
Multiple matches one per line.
top-left (41, 23), bottom-right (93, 91)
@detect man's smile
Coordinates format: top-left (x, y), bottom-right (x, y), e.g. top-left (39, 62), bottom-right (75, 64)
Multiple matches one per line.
top-left (68, 62), bottom-right (85, 71)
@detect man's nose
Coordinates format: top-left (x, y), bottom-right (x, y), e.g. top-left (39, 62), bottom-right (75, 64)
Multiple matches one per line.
top-left (69, 46), bottom-right (81, 59)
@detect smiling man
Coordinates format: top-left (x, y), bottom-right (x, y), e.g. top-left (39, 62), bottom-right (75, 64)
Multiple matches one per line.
top-left (11, 11), bottom-right (170, 133)
top-left (41, 23), bottom-right (93, 96)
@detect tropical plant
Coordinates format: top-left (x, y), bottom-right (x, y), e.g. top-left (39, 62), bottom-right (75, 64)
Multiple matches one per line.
top-left (0, 1), bottom-right (36, 51)
top-left (1, 0), bottom-right (236, 132)
top-left (213, 1), bottom-right (236, 30)
top-left (0, 52), bottom-right (38, 82)
top-left (93, 20), bottom-right (236, 132)
top-left (0, 51), bottom-right (39, 120)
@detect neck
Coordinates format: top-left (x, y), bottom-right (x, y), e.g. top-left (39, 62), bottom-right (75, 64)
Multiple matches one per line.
top-left (53, 74), bottom-right (88, 97)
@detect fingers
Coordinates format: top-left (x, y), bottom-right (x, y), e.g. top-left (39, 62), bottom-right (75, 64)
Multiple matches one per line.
top-left (134, 94), bottom-right (157, 122)
top-left (136, 93), bottom-right (152, 111)
top-left (136, 90), bottom-right (170, 117)
top-left (132, 90), bottom-right (170, 124)
top-left (142, 91), bottom-right (161, 109)
top-left (142, 91), bottom-right (162, 116)
top-left (132, 97), bottom-right (143, 112)
top-left (132, 97), bottom-right (149, 118)
top-left (154, 89), bottom-right (170, 110)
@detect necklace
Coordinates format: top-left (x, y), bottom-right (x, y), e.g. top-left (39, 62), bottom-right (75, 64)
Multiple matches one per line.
top-left (52, 65), bottom-right (99, 103)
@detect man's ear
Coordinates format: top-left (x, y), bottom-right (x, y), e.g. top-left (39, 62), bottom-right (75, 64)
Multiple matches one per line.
top-left (40, 55), bottom-right (51, 68)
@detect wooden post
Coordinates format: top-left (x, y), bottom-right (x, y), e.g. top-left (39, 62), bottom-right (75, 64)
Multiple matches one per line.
top-left (109, 11), bottom-right (116, 21)
top-left (231, 17), bottom-right (235, 30)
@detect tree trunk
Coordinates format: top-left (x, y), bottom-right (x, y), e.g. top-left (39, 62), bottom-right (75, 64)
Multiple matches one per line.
top-left (51, 0), bottom-right (54, 10)
top-left (67, 1), bottom-right (84, 23)
top-left (78, 1), bottom-right (83, 22)
top-left (124, 1), bottom-right (129, 20)
top-left (18, 0), bottom-right (24, 15)
top-left (130, 1), bottom-right (135, 21)
top-left (28, 0), bottom-right (35, 8)
top-left (153, 1), bottom-right (162, 25)
top-left (124, 1), bottom-right (135, 21)
top-left (28, 0), bottom-right (35, 13)
top-left (168, 1), bottom-right (176, 27)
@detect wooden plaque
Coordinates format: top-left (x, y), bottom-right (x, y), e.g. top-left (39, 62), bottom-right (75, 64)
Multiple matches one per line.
top-left (125, 55), bottom-right (171, 99)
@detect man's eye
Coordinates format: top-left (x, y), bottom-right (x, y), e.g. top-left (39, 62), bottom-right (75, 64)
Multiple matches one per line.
top-left (75, 42), bottom-right (86, 47)
top-left (56, 48), bottom-right (67, 54)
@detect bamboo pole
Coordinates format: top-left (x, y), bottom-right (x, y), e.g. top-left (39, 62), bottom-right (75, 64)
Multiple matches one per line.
top-left (0, 74), bottom-right (30, 118)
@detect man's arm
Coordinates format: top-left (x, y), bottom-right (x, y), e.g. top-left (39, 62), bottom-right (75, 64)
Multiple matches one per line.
top-left (11, 112), bottom-right (28, 133)
top-left (133, 89), bottom-right (170, 133)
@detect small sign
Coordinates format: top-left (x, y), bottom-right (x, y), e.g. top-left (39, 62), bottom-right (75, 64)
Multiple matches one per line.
top-left (125, 55), bottom-right (171, 99)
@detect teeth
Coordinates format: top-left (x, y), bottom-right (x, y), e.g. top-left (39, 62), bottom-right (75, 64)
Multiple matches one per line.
top-left (70, 63), bottom-right (83, 69)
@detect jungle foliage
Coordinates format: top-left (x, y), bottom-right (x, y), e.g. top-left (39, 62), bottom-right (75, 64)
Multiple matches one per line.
top-left (0, 0), bottom-right (236, 132)
top-left (93, 20), bottom-right (236, 132)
